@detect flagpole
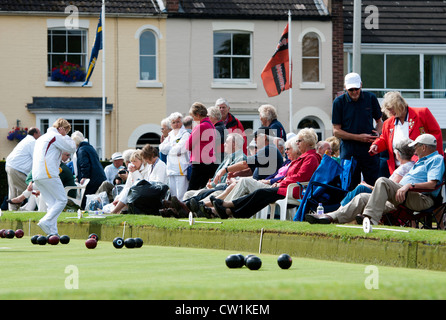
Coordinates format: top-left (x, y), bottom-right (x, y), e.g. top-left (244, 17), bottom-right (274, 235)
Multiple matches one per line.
top-left (101, 0), bottom-right (106, 160)
top-left (288, 10), bottom-right (293, 134)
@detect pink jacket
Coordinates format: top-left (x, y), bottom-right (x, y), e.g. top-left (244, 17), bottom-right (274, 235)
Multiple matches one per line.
top-left (186, 117), bottom-right (216, 164)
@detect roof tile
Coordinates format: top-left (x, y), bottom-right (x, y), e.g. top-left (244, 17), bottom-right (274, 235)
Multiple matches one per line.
top-left (343, 0), bottom-right (446, 44)
top-left (0, 0), bottom-right (330, 19)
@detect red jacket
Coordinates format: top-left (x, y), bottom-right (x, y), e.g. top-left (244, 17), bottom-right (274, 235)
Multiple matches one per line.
top-left (372, 106), bottom-right (443, 174)
top-left (276, 149), bottom-right (321, 198)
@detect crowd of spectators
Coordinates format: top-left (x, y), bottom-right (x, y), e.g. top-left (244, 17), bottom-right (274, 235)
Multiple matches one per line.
top-left (5, 72), bottom-right (445, 232)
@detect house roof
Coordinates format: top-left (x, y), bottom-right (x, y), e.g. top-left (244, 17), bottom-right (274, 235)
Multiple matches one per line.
top-left (343, 0), bottom-right (446, 44)
top-left (0, 0), bottom-right (160, 16)
top-left (171, 0), bottom-right (331, 20)
top-left (0, 0), bottom-right (331, 20)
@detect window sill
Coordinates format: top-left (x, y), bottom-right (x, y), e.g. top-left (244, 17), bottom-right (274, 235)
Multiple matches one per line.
top-left (46, 81), bottom-right (91, 87)
top-left (299, 82), bottom-right (325, 90)
top-left (211, 82), bottom-right (257, 89)
top-left (137, 81), bottom-right (163, 88)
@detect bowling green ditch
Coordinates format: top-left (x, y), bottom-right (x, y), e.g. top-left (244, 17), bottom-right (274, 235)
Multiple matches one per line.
top-left (1, 211), bottom-right (446, 272)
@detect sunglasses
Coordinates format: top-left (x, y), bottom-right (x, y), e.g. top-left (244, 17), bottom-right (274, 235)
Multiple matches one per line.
top-left (348, 88), bottom-right (360, 92)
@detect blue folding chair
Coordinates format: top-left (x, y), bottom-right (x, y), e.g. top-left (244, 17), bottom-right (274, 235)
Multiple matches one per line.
top-left (293, 155), bottom-right (356, 221)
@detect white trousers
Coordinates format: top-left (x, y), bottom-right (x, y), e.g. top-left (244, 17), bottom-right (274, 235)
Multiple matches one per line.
top-left (19, 189), bottom-right (48, 212)
top-left (34, 178), bottom-right (67, 234)
top-left (168, 175), bottom-right (189, 200)
top-left (224, 177), bottom-right (271, 202)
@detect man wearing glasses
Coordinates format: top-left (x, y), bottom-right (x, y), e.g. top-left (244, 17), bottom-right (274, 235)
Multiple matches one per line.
top-left (332, 72), bottom-right (383, 189)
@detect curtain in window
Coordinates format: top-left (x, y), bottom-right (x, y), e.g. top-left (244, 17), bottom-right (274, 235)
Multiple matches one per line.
top-left (431, 55), bottom-right (446, 98)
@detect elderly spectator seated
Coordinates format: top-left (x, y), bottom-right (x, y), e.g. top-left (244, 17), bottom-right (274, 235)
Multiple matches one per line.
top-left (110, 147), bottom-right (167, 214)
top-left (316, 140), bottom-right (332, 158)
top-left (258, 104), bottom-right (287, 141)
top-left (306, 134), bottom-right (445, 225)
top-left (199, 135), bottom-right (301, 212)
top-left (104, 152), bottom-right (125, 184)
top-left (159, 133), bottom-right (246, 218)
top-left (213, 126), bottom-right (283, 183)
top-left (339, 138), bottom-right (415, 207)
top-left (206, 128), bottom-right (321, 219)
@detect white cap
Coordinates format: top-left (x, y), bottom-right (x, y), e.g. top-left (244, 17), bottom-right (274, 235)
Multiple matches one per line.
top-left (111, 152), bottom-right (124, 161)
top-left (344, 72), bottom-right (362, 90)
top-left (408, 134), bottom-right (437, 147)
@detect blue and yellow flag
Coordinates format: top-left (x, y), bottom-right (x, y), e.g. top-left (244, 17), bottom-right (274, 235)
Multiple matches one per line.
top-left (82, 13), bottom-right (102, 86)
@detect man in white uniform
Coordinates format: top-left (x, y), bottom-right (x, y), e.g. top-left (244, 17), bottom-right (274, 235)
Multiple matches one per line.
top-left (5, 127), bottom-right (41, 210)
top-left (32, 118), bottom-right (76, 235)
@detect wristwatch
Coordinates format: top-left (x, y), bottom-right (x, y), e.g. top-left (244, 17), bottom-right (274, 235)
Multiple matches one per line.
top-left (411, 182), bottom-right (415, 189)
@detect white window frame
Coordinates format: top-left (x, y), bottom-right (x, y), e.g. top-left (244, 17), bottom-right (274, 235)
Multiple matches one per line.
top-left (344, 43), bottom-right (446, 128)
top-left (344, 43), bottom-right (446, 99)
top-left (46, 19), bottom-right (90, 87)
top-left (298, 28), bottom-right (326, 89)
top-left (135, 25), bottom-right (163, 88)
top-left (35, 112), bottom-right (103, 157)
top-left (211, 22), bottom-right (256, 89)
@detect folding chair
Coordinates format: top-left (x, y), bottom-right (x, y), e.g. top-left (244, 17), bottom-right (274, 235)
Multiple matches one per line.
top-left (382, 187), bottom-right (446, 229)
top-left (65, 178), bottom-right (90, 207)
top-left (255, 182), bottom-right (308, 220)
top-left (268, 182), bottom-right (308, 220)
top-left (294, 155), bottom-right (356, 221)
top-left (382, 155), bottom-right (446, 229)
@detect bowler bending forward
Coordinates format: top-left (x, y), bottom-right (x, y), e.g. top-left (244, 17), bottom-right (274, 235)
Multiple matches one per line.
top-left (32, 118), bottom-right (76, 235)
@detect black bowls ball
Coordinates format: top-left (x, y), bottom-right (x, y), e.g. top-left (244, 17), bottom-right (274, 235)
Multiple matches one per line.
top-left (245, 256), bottom-right (262, 270)
top-left (124, 238), bottom-right (136, 249)
top-left (277, 254), bottom-right (292, 269)
top-left (36, 235), bottom-right (47, 245)
top-left (225, 254), bottom-right (243, 268)
top-left (134, 237), bottom-right (143, 248)
top-left (60, 235), bottom-right (70, 244)
top-left (113, 237), bottom-right (124, 249)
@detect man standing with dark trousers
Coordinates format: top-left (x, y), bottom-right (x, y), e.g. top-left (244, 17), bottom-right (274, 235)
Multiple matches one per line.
top-left (332, 72), bottom-right (383, 189)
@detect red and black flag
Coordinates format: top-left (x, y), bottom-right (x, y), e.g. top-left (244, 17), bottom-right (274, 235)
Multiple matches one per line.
top-left (261, 24), bottom-right (292, 97)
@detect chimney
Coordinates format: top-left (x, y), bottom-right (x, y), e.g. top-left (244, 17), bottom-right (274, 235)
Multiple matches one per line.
top-left (331, 0), bottom-right (344, 99)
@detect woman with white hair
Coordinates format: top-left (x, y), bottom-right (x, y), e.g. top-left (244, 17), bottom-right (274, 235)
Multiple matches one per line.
top-left (71, 130), bottom-right (106, 209)
top-left (258, 104), bottom-right (287, 140)
top-left (159, 112), bottom-right (191, 199)
top-left (205, 136), bottom-right (302, 206)
top-left (159, 117), bottom-right (172, 163)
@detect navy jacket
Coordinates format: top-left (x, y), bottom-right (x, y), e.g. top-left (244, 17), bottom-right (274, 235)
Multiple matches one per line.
top-left (76, 141), bottom-right (106, 193)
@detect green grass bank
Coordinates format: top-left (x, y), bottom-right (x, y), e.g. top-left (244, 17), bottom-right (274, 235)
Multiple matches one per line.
top-left (1, 211), bottom-right (446, 272)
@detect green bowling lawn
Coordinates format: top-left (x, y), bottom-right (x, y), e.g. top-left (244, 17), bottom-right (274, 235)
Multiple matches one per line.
top-left (0, 237), bottom-right (445, 300)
